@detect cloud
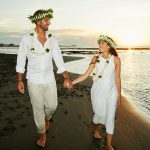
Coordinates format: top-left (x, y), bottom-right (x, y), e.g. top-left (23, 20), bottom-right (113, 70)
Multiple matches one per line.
top-left (0, 19), bottom-right (14, 26)
top-left (51, 28), bottom-right (92, 36)
top-left (0, 29), bottom-right (97, 47)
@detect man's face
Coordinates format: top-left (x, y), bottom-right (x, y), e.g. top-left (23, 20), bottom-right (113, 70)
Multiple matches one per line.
top-left (37, 17), bottom-right (51, 31)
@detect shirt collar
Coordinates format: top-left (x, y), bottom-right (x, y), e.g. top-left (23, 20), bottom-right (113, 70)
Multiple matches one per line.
top-left (32, 29), bottom-right (49, 38)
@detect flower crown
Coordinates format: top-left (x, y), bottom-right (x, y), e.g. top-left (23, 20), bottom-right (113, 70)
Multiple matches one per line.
top-left (28, 9), bottom-right (53, 23)
top-left (98, 35), bottom-right (117, 48)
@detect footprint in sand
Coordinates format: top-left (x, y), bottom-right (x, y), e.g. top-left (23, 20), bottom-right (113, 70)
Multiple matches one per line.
top-left (15, 114), bottom-right (23, 120)
top-left (79, 94), bottom-right (84, 97)
top-left (0, 112), bottom-right (2, 117)
top-left (21, 111), bottom-right (25, 115)
top-left (7, 119), bottom-right (14, 124)
top-left (15, 105), bottom-right (22, 109)
top-left (26, 111), bottom-right (31, 116)
top-left (3, 125), bottom-right (16, 133)
top-left (82, 121), bottom-right (91, 128)
top-left (20, 124), bottom-right (27, 128)
top-left (10, 107), bottom-right (15, 112)
top-left (25, 107), bottom-right (30, 110)
top-left (62, 109), bottom-right (68, 115)
top-left (51, 135), bottom-right (56, 139)
top-left (59, 102), bottom-right (63, 105)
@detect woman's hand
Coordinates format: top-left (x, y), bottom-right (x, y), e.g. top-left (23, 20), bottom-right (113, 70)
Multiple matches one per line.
top-left (63, 79), bottom-right (73, 90)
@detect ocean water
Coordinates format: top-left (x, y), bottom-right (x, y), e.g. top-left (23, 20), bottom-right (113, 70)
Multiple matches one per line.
top-left (0, 47), bottom-right (18, 54)
top-left (0, 48), bottom-right (150, 119)
top-left (64, 50), bottom-right (150, 119)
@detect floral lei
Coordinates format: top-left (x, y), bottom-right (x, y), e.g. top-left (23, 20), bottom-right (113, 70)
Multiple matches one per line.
top-left (93, 54), bottom-right (112, 81)
top-left (30, 31), bottom-right (52, 56)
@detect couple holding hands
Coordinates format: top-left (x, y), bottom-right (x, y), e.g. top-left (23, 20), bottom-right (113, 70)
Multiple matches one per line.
top-left (16, 8), bottom-right (121, 150)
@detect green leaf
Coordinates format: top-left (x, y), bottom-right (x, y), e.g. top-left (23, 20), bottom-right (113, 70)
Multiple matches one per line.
top-left (30, 33), bottom-right (34, 36)
top-left (31, 48), bottom-right (34, 50)
top-left (48, 34), bottom-right (52, 37)
top-left (96, 60), bottom-right (100, 63)
top-left (46, 48), bottom-right (50, 52)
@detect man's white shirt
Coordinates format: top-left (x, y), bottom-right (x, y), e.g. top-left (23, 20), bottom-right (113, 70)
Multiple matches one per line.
top-left (16, 31), bottom-right (66, 84)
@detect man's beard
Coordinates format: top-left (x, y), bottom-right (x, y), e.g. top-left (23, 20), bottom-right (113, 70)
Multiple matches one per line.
top-left (40, 25), bottom-right (49, 31)
top-left (43, 27), bottom-right (49, 31)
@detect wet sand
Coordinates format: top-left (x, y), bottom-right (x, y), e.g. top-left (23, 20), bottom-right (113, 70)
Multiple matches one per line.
top-left (0, 54), bottom-right (150, 150)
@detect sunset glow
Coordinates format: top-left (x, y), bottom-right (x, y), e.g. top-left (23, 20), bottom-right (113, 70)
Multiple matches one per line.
top-left (0, 0), bottom-right (150, 47)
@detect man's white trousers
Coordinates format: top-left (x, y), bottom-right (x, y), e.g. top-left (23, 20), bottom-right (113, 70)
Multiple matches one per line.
top-left (27, 81), bottom-right (57, 134)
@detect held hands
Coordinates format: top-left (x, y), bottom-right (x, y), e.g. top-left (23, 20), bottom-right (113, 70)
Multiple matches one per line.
top-left (63, 78), bottom-right (73, 90)
top-left (17, 81), bottom-right (25, 94)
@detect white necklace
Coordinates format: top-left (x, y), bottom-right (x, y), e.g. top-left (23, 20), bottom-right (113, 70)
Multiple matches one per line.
top-left (30, 31), bottom-right (52, 56)
top-left (93, 54), bottom-right (111, 81)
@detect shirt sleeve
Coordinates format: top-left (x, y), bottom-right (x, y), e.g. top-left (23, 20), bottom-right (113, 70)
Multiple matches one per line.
top-left (16, 34), bottom-right (28, 73)
top-left (52, 37), bottom-right (66, 74)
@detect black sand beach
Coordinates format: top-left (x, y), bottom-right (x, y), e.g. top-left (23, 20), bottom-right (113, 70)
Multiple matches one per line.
top-left (0, 54), bottom-right (150, 150)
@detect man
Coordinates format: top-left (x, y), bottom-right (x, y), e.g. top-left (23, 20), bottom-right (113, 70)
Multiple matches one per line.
top-left (16, 9), bottom-right (72, 147)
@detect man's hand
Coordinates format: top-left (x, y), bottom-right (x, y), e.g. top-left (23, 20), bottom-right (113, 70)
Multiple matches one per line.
top-left (17, 81), bottom-right (25, 94)
top-left (63, 79), bottom-right (73, 90)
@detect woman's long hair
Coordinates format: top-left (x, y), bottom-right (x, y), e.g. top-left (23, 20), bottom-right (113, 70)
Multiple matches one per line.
top-left (98, 44), bottom-right (118, 57)
top-left (109, 46), bottom-right (118, 57)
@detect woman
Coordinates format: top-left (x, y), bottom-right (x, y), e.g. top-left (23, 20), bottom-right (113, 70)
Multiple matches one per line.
top-left (72, 35), bottom-right (121, 150)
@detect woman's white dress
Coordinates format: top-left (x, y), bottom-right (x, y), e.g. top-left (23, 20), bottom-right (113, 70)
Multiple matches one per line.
top-left (91, 55), bottom-right (118, 134)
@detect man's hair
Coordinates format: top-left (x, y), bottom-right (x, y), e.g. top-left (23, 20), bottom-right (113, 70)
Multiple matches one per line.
top-left (33, 10), bottom-right (45, 17)
top-left (33, 10), bottom-right (45, 24)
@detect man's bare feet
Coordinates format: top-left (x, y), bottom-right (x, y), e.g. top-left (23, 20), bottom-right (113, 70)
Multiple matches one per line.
top-left (45, 119), bottom-right (50, 131)
top-left (93, 130), bottom-right (102, 139)
top-left (107, 145), bottom-right (115, 150)
top-left (37, 133), bottom-right (46, 147)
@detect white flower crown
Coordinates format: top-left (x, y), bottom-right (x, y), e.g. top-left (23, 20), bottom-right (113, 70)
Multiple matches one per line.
top-left (98, 35), bottom-right (117, 48)
top-left (28, 9), bottom-right (53, 23)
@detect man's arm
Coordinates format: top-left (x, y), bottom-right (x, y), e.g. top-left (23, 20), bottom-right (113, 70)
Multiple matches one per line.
top-left (16, 34), bottom-right (28, 93)
top-left (51, 37), bottom-right (66, 74)
top-left (17, 73), bottom-right (25, 93)
top-left (52, 37), bottom-right (72, 88)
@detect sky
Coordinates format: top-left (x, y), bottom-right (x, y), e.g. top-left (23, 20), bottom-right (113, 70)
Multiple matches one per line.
top-left (0, 0), bottom-right (150, 47)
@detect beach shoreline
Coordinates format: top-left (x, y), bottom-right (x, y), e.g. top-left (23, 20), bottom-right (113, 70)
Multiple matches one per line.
top-left (0, 54), bottom-right (150, 150)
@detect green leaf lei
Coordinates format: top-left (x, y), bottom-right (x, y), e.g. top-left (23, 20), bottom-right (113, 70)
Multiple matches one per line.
top-left (30, 32), bottom-right (52, 56)
top-left (93, 54), bottom-right (111, 81)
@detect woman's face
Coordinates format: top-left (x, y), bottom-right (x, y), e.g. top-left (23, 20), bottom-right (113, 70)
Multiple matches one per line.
top-left (98, 42), bottom-right (110, 53)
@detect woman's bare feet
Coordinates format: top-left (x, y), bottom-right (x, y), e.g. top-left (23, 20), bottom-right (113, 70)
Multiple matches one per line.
top-left (37, 133), bottom-right (46, 147)
top-left (45, 119), bottom-right (50, 131)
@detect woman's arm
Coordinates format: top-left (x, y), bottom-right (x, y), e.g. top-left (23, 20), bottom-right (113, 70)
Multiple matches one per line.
top-left (115, 56), bottom-right (121, 106)
top-left (72, 56), bottom-right (97, 85)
